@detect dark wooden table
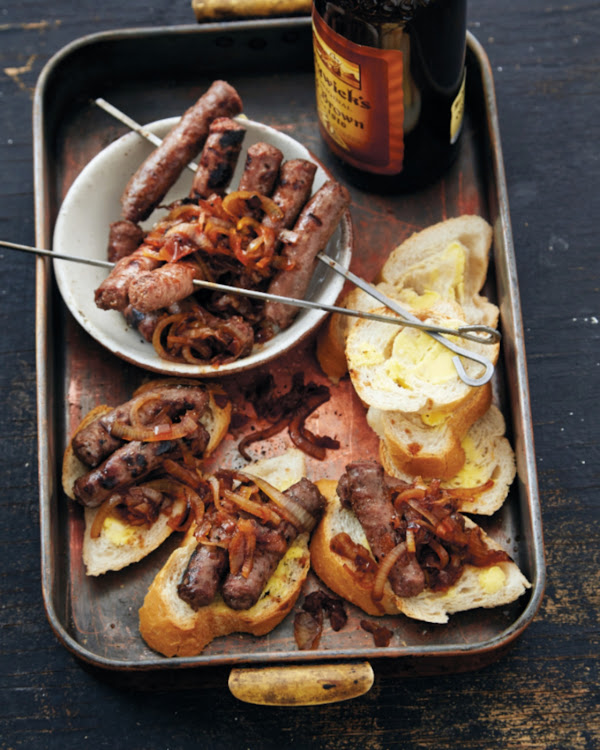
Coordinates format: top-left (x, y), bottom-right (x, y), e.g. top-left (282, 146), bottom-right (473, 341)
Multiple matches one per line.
top-left (1, 1), bottom-right (598, 748)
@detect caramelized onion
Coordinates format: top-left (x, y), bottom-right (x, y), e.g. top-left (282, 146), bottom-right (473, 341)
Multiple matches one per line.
top-left (110, 413), bottom-right (197, 442)
top-left (241, 473), bottom-right (317, 533)
top-left (222, 487), bottom-right (283, 526)
top-left (371, 542), bottom-right (407, 602)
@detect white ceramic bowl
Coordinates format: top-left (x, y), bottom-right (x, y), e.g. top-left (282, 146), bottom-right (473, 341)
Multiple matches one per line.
top-left (53, 117), bottom-right (353, 376)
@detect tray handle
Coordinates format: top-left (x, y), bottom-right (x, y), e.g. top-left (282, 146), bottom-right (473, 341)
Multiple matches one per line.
top-left (228, 660), bottom-right (374, 706)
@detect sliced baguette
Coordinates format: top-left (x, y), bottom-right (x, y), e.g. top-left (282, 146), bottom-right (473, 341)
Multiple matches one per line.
top-left (316, 215), bottom-right (498, 382)
top-left (345, 298), bottom-right (499, 414)
top-left (139, 449), bottom-right (311, 657)
top-left (62, 380), bottom-right (232, 576)
top-left (366, 381), bottom-right (493, 480)
top-left (310, 478), bottom-right (530, 624)
top-left (378, 405), bottom-right (517, 516)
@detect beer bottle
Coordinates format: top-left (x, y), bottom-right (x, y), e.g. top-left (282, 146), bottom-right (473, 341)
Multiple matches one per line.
top-left (312, 0), bottom-right (467, 191)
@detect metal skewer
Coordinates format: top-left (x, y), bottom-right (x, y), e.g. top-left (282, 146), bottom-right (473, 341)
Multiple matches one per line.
top-left (0, 239), bottom-right (493, 336)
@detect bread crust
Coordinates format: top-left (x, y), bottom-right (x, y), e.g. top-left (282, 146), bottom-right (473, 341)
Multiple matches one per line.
top-left (310, 478), bottom-right (530, 624)
top-left (139, 527), bottom-right (310, 657)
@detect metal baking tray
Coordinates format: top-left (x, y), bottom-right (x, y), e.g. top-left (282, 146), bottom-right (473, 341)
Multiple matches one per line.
top-left (33, 19), bottom-right (545, 685)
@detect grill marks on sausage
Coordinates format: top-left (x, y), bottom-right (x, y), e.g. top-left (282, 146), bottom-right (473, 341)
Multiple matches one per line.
top-left (120, 80), bottom-right (243, 224)
top-left (178, 477), bottom-right (325, 612)
top-left (238, 142), bottom-right (284, 197)
top-left (190, 117), bottom-right (246, 200)
top-left (71, 386), bottom-right (211, 507)
top-left (264, 180), bottom-right (351, 331)
top-left (337, 461), bottom-right (426, 598)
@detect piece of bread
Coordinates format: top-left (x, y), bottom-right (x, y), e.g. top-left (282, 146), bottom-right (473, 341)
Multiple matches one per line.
top-left (316, 215), bottom-right (498, 382)
top-left (378, 404), bottom-right (516, 516)
top-left (376, 215), bottom-right (495, 316)
top-left (345, 297), bottom-right (499, 414)
top-left (62, 380), bottom-right (232, 576)
top-left (366, 381), bottom-right (493, 480)
top-left (310, 478), bottom-right (530, 624)
top-left (138, 449), bottom-right (312, 657)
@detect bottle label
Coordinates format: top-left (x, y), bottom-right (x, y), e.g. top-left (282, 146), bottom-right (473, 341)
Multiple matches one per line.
top-left (312, 8), bottom-right (405, 175)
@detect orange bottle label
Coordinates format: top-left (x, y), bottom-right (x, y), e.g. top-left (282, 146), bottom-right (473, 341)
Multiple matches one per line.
top-left (312, 8), bottom-right (405, 174)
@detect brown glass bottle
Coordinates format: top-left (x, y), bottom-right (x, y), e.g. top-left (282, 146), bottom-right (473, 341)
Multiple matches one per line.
top-left (312, 0), bottom-right (467, 192)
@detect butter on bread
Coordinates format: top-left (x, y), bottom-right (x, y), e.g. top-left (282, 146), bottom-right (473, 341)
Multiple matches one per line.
top-left (310, 478), bottom-right (530, 624)
top-left (366, 380), bottom-right (493, 480)
top-left (377, 405), bottom-right (517, 516)
top-left (138, 449), bottom-right (311, 657)
top-left (345, 296), bottom-right (500, 414)
top-left (317, 214), bottom-right (498, 382)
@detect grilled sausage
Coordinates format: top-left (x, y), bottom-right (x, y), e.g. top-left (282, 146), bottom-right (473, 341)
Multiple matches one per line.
top-left (177, 537), bottom-right (229, 611)
top-left (263, 180), bottom-right (350, 330)
top-left (237, 142), bottom-right (283, 197)
top-left (94, 248), bottom-right (160, 311)
top-left (127, 262), bottom-right (198, 313)
top-left (73, 439), bottom-right (177, 507)
top-left (120, 80), bottom-right (243, 223)
top-left (337, 461), bottom-right (425, 598)
top-left (190, 117), bottom-right (246, 199)
top-left (71, 385), bottom-right (210, 468)
top-left (263, 159), bottom-right (317, 235)
top-left (107, 219), bottom-right (145, 262)
top-left (221, 478), bottom-right (325, 610)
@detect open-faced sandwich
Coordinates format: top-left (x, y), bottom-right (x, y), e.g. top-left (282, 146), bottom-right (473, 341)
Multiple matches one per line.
top-left (310, 461), bottom-right (530, 624)
top-left (62, 378), bottom-right (231, 576)
top-left (138, 448), bottom-right (326, 657)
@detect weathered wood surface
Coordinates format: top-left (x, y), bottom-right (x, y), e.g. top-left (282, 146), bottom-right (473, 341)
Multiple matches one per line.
top-left (0, 1), bottom-right (598, 748)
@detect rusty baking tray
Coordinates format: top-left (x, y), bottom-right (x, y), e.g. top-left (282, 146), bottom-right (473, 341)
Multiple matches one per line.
top-left (33, 19), bottom-right (545, 683)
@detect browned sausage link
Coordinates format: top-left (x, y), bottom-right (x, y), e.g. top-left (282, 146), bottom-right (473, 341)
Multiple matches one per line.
top-left (189, 117), bottom-right (246, 199)
top-left (72, 385), bottom-right (210, 467)
top-left (237, 142), bottom-right (283, 196)
top-left (94, 249), bottom-right (160, 311)
top-left (123, 305), bottom-right (164, 342)
top-left (73, 440), bottom-right (177, 507)
top-left (177, 543), bottom-right (228, 610)
top-left (263, 180), bottom-right (350, 331)
top-left (337, 461), bottom-right (425, 598)
top-left (120, 81), bottom-right (243, 223)
top-left (127, 262), bottom-right (198, 313)
top-left (107, 219), bottom-right (145, 263)
top-left (221, 478), bottom-right (325, 610)
top-left (263, 159), bottom-right (317, 235)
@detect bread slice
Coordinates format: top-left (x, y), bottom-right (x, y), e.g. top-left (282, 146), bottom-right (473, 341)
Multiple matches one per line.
top-left (316, 215), bottom-right (498, 382)
top-left (378, 405), bottom-right (517, 516)
top-left (62, 380), bottom-right (232, 576)
top-left (345, 297), bottom-right (499, 414)
top-left (366, 381), bottom-right (493, 480)
top-left (310, 478), bottom-right (530, 624)
top-left (139, 449), bottom-right (312, 657)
